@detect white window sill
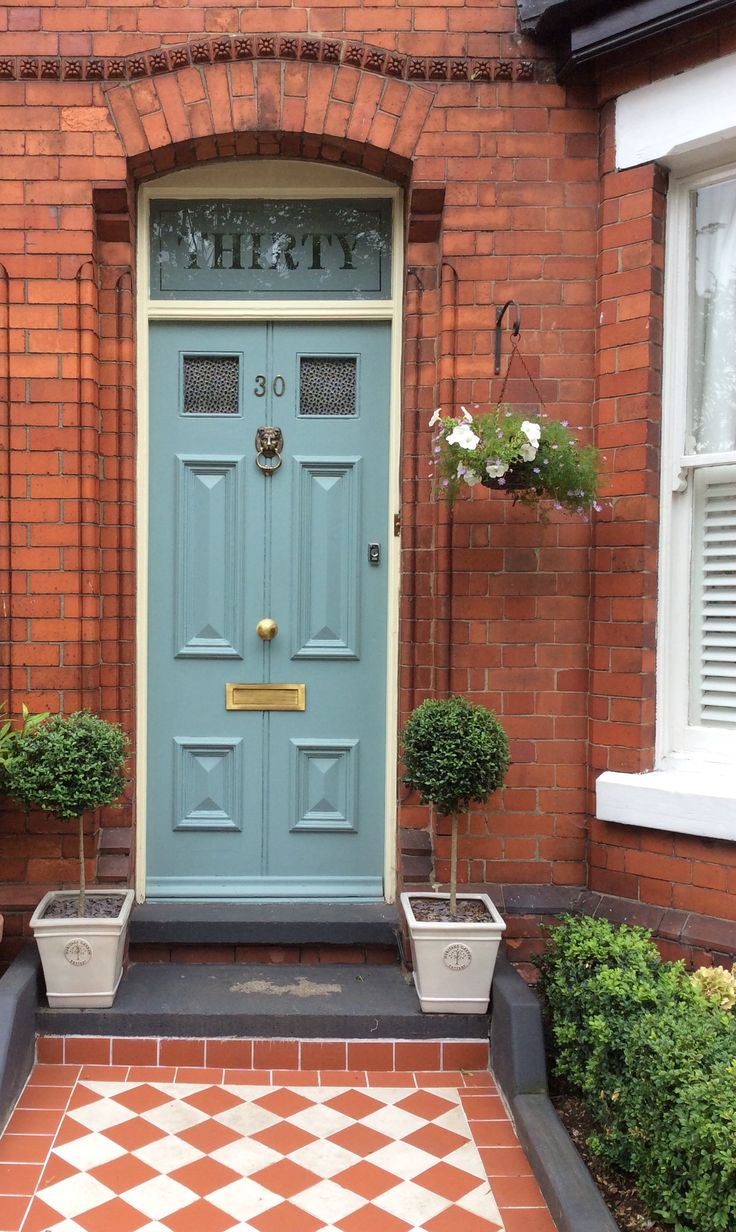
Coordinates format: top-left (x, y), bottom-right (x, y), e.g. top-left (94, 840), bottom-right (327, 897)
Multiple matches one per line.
top-left (596, 765), bottom-right (736, 842)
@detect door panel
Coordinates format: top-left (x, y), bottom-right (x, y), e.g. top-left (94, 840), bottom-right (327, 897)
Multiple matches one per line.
top-left (146, 319), bottom-right (390, 898)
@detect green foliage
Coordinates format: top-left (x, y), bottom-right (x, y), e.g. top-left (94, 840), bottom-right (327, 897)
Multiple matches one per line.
top-left (537, 914), bottom-right (736, 1232)
top-left (0, 703), bottom-right (49, 789)
top-left (433, 405), bottom-right (601, 515)
top-left (401, 696), bottom-right (509, 817)
top-left (5, 710), bottom-right (129, 820)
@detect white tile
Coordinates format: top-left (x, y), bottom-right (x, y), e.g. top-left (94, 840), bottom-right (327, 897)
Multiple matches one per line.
top-left (435, 1105), bottom-right (474, 1135)
top-left (38, 1173), bottom-right (116, 1219)
top-left (366, 1139), bottom-right (438, 1181)
top-left (285, 1104), bottom-right (353, 1139)
top-left (221, 1085), bottom-right (274, 1102)
top-left (425, 1088), bottom-right (461, 1105)
top-left (210, 1137), bottom-right (282, 1176)
top-left (444, 1142), bottom-right (488, 1180)
top-left (40, 1221), bottom-right (87, 1232)
top-left (360, 1105), bottom-right (426, 1139)
top-left (374, 1178), bottom-right (452, 1224)
top-left (141, 1099), bottom-right (209, 1134)
top-left (291, 1178), bottom-right (365, 1223)
top-left (123, 1174), bottom-right (196, 1220)
top-left (207, 1176), bottom-right (283, 1221)
top-left (288, 1138), bottom-right (359, 1179)
top-left (53, 1132), bottom-right (126, 1172)
top-left (215, 1102), bottom-right (280, 1136)
top-left (364, 1087), bottom-right (420, 1105)
top-left (133, 1133), bottom-right (204, 1174)
top-left (80, 1081), bottom-right (138, 1098)
top-left (457, 1181), bottom-right (504, 1225)
top-left (289, 1087), bottom-right (345, 1103)
top-left (68, 1098), bottom-right (136, 1133)
top-left (151, 1083), bottom-right (210, 1098)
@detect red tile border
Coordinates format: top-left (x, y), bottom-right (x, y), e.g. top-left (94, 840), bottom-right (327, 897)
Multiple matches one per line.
top-left (38, 1035), bottom-right (493, 1073)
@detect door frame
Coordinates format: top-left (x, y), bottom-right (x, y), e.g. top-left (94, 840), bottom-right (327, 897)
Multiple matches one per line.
top-left (135, 161), bottom-right (404, 903)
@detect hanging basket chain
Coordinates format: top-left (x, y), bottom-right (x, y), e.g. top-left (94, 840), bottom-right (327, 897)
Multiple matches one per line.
top-left (495, 334), bottom-right (549, 418)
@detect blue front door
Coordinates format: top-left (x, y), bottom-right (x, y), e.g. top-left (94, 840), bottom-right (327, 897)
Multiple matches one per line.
top-left (146, 320), bottom-right (391, 898)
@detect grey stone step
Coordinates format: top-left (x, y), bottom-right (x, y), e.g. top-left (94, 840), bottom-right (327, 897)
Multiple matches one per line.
top-left (130, 902), bottom-right (400, 948)
top-left (35, 961), bottom-right (488, 1039)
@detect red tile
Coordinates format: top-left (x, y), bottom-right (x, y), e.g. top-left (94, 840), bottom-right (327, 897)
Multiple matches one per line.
top-left (365, 1071), bottom-right (416, 1087)
top-left (252, 1122), bottom-right (316, 1155)
top-left (181, 1086), bottom-right (243, 1115)
top-left (490, 1175), bottom-right (547, 1206)
top-left (249, 1200), bottom-right (323, 1232)
top-left (64, 1037), bottom-right (111, 1065)
top-left (249, 1158), bottom-right (321, 1198)
top-left (319, 1069), bottom-right (367, 1086)
top-left (333, 1160), bottom-right (399, 1199)
top-left (394, 1041), bottom-right (441, 1071)
top-left (36, 1153), bottom-right (75, 1188)
top-left (394, 1091), bottom-right (457, 1121)
top-left (0, 1162), bottom-right (43, 1196)
top-left (73, 1196), bottom-right (150, 1232)
top-left (272, 1069), bottom-right (320, 1086)
top-left (413, 1161), bottom-right (481, 1201)
top-left (254, 1089), bottom-right (313, 1118)
top-left (466, 1119), bottom-right (520, 1148)
top-left (35, 1037), bottom-right (63, 1064)
top-left (328, 1124), bottom-right (392, 1158)
top-left (79, 1064), bottom-right (130, 1081)
top-left (89, 1153), bottom-right (159, 1194)
top-left (102, 1117), bottom-right (167, 1153)
top-left (442, 1042), bottom-right (489, 1071)
top-left (177, 1119), bottom-right (242, 1154)
top-left (0, 1196), bottom-right (29, 1231)
top-left (500, 1209), bottom-right (558, 1232)
top-left (403, 1124), bottom-right (468, 1158)
top-left (126, 1066), bottom-right (178, 1082)
top-left (111, 1037), bottom-right (159, 1066)
top-left (3, 1110), bottom-right (62, 1137)
top-left (112, 1084), bottom-right (173, 1114)
top-left (300, 1040), bottom-right (347, 1070)
top-left (412, 1071), bottom-right (461, 1087)
top-left (159, 1039), bottom-right (206, 1067)
top-left (16, 1086), bottom-right (70, 1111)
top-left (458, 1094), bottom-right (505, 1119)
top-left (338, 1204), bottom-right (412, 1232)
top-left (28, 1065), bottom-right (80, 1086)
top-left (460, 1071), bottom-right (494, 1087)
top-left (323, 1090), bottom-right (385, 1120)
top-left (424, 1207), bottom-right (502, 1232)
top-left (478, 1146), bottom-right (536, 1176)
top-left (347, 1041), bottom-right (393, 1071)
top-left (175, 1067), bottom-right (224, 1083)
top-left (163, 1197), bottom-right (237, 1232)
top-left (68, 1084), bottom-right (103, 1111)
top-left (168, 1157), bottom-right (243, 1196)
top-left (204, 1038), bottom-right (253, 1069)
top-left (223, 1069), bottom-right (273, 1084)
top-left (0, 1136), bottom-right (53, 1165)
top-left (252, 1040), bottom-right (299, 1070)
top-left (50, 1117), bottom-right (89, 1146)
top-left (16, 1197), bottom-right (60, 1232)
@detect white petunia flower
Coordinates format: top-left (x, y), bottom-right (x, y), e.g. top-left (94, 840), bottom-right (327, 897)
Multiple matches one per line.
top-left (460, 405), bottom-right (474, 422)
top-left (519, 442), bottom-right (537, 462)
top-left (521, 420), bottom-right (541, 448)
top-left (463, 471), bottom-right (481, 486)
top-left (485, 459), bottom-right (509, 479)
top-left (446, 422), bottom-right (480, 450)
top-left (429, 408), bottom-right (443, 427)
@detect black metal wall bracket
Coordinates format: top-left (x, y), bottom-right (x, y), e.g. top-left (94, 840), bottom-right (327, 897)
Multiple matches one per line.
top-left (494, 299), bottom-right (521, 375)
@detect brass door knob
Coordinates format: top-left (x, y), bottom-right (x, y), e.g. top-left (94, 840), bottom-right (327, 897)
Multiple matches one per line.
top-left (256, 618), bottom-right (278, 641)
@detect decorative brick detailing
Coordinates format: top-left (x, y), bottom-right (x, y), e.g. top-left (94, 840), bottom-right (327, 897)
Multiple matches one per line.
top-left (0, 38), bottom-right (549, 86)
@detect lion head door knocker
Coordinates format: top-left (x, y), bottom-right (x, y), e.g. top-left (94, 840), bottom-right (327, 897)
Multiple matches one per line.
top-left (255, 425), bottom-right (283, 475)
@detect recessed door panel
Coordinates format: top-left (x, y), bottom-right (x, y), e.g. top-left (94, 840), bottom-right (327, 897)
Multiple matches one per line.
top-left (147, 318), bottom-right (390, 898)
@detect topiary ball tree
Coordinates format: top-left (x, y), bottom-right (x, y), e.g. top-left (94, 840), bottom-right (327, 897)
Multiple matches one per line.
top-left (5, 711), bottom-right (130, 917)
top-left (401, 696), bottom-right (509, 916)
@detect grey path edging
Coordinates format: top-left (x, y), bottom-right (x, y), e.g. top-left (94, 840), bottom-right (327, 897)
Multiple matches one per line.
top-left (491, 951), bottom-right (619, 1232)
top-left (0, 945), bottom-right (41, 1131)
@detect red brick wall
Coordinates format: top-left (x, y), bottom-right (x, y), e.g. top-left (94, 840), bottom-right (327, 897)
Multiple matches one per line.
top-left (1, 0), bottom-right (735, 966)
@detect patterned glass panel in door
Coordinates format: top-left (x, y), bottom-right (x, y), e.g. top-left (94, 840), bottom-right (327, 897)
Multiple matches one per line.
top-left (183, 354), bottom-right (240, 415)
top-left (299, 356), bottom-right (357, 416)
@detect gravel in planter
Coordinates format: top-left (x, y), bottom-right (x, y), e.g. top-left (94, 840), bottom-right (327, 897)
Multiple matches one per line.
top-left (41, 895), bottom-right (128, 920)
top-left (409, 897), bottom-right (492, 923)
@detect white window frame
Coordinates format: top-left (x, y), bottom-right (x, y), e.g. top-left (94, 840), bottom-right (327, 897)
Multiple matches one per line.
top-left (598, 82), bottom-right (736, 841)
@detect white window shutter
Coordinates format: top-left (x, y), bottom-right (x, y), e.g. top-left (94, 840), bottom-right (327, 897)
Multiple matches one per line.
top-left (690, 466), bottom-right (736, 726)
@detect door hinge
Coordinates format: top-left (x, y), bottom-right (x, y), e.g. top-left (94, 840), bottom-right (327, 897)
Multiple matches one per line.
top-left (393, 512), bottom-right (401, 536)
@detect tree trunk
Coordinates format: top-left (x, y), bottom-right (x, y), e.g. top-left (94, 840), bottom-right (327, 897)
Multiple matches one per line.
top-left (78, 814), bottom-right (86, 917)
top-left (450, 813), bottom-right (458, 918)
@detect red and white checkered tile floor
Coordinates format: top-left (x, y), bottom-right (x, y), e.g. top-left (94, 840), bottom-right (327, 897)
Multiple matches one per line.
top-left (0, 1061), bottom-right (557, 1232)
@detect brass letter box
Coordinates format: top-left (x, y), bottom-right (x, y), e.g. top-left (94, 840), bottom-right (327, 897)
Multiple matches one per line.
top-left (226, 683), bottom-right (306, 711)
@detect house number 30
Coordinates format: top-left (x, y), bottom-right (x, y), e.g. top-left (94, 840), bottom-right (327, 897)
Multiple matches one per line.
top-left (254, 375), bottom-right (286, 397)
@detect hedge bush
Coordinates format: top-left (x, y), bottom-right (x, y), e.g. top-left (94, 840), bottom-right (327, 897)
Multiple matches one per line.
top-left (536, 915), bottom-right (736, 1232)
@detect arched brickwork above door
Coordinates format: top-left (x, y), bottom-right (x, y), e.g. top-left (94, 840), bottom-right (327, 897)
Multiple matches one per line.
top-left (105, 59), bottom-right (435, 185)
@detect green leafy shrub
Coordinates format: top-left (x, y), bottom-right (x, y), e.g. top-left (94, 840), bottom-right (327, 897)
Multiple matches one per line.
top-left (0, 702), bottom-right (49, 784)
top-left (537, 915), bottom-right (736, 1232)
top-left (401, 696), bottom-right (509, 914)
top-left (5, 711), bottom-right (129, 916)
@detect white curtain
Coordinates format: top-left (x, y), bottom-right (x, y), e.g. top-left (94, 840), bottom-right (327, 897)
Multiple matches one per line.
top-left (691, 178), bottom-right (736, 453)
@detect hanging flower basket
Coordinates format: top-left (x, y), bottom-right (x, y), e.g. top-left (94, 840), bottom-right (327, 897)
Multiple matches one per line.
top-left (431, 404), bottom-right (602, 517)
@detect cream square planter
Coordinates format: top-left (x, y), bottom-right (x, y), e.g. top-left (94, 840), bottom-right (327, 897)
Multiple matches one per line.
top-left (400, 891), bottom-right (506, 1014)
top-left (30, 889), bottom-right (135, 1008)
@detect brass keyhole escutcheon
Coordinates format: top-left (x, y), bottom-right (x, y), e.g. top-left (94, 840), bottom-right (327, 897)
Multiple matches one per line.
top-left (256, 618), bottom-right (278, 641)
